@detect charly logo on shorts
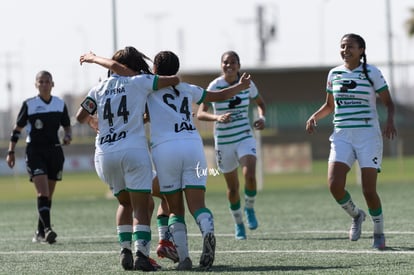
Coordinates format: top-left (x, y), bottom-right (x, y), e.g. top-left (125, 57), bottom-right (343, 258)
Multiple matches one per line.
top-left (34, 119), bottom-right (43, 129)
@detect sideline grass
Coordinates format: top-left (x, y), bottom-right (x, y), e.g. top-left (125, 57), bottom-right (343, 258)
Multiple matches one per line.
top-left (1, 157), bottom-right (414, 274)
top-left (2, 156), bottom-right (414, 201)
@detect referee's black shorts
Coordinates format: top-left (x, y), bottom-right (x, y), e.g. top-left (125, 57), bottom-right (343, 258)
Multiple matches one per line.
top-left (25, 144), bottom-right (65, 181)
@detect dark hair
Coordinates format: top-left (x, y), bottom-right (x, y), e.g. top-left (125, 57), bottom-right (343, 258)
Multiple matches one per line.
top-left (221, 50), bottom-right (240, 65)
top-left (153, 51), bottom-right (180, 76)
top-left (36, 70), bottom-right (53, 80)
top-left (341, 33), bottom-right (373, 85)
top-left (153, 51), bottom-right (180, 95)
top-left (109, 46), bottom-right (152, 76)
top-left (221, 51), bottom-right (241, 81)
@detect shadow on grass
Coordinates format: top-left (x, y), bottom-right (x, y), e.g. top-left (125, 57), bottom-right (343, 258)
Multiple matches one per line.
top-left (257, 236), bottom-right (349, 241)
top-left (383, 246), bottom-right (414, 251)
top-left (192, 264), bottom-right (350, 273)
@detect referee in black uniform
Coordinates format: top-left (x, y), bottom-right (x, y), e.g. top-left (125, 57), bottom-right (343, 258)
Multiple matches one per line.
top-left (6, 70), bottom-right (72, 244)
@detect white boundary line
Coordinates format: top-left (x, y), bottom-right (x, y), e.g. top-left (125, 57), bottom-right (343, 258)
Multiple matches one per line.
top-left (1, 230), bottom-right (414, 242)
top-left (2, 231), bottom-right (414, 256)
top-left (1, 249), bottom-right (414, 255)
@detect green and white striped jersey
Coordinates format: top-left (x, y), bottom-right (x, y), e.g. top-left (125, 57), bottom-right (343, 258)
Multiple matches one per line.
top-left (326, 64), bottom-right (388, 129)
top-left (207, 76), bottom-right (259, 146)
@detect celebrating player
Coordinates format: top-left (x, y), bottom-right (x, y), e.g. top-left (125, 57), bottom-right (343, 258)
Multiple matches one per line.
top-left (305, 33), bottom-right (397, 250)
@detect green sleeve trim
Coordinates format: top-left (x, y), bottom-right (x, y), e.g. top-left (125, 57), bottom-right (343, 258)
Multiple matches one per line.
top-left (197, 90), bottom-right (207, 105)
top-left (153, 75), bottom-right (160, 90)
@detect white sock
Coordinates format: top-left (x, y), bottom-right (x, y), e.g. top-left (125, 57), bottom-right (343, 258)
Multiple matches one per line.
top-left (117, 225), bottom-right (132, 250)
top-left (158, 225), bottom-right (170, 241)
top-left (371, 213), bottom-right (384, 234)
top-left (340, 199), bottom-right (359, 218)
top-left (196, 212), bottom-right (214, 238)
top-left (230, 208), bottom-right (244, 225)
top-left (133, 224), bottom-right (151, 256)
top-left (169, 222), bottom-right (188, 261)
top-left (244, 195), bottom-right (256, 209)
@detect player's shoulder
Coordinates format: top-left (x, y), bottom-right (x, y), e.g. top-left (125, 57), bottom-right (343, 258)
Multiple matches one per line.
top-left (25, 95), bottom-right (38, 104)
top-left (365, 63), bottom-right (381, 73)
top-left (209, 75), bottom-right (225, 85)
top-left (176, 82), bottom-right (202, 92)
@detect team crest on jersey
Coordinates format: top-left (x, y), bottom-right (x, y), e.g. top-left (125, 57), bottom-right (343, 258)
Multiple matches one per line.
top-left (358, 73), bottom-right (367, 80)
top-left (34, 119), bottom-right (43, 129)
top-left (81, 97), bottom-right (97, 115)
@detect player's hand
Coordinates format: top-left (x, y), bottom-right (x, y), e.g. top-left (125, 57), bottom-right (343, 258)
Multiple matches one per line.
top-left (216, 112), bottom-right (232, 123)
top-left (80, 51), bottom-right (96, 65)
top-left (88, 115), bottom-right (99, 133)
top-left (63, 134), bottom-right (72, 145)
top-left (254, 117), bottom-right (265, 130)
top-left (306, 117), bottom-right (317, 134)
top-left (383, 120), bottom-right (397, 140)
top-left (6, 153), bottom-right (15, 168)
top-left (238, 72), bottom-right (251, 89)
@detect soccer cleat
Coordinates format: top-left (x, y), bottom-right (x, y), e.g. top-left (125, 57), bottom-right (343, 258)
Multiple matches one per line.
top-left (372, 233), bottom-right (386, 250)
top-left (134, 251), bottom-right (157, 271)
top-left (199, 232), bottom-right (216, 270)
top-left (44, 228), bottom-right (57, 244)
top-left (245, 207), bottom-right (258, 230)
top-left (32, 231), bottom-right (45, 243)
top-left (156, 239), bottom-right (179, 263)
top-left (149, 257), bottom-right (162, 270)
top-left (119, 248), bottom-right (133, 270)
top-left (235, 223), bottom-right (246, 240)
top-left (176, 257), bottom-right (192, 271)
top-left (349, 209), bottom-right (366, 241)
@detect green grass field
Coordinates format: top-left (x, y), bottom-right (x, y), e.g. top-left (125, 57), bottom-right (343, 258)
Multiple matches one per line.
top-left (1, 157), bottom-right (414, 274)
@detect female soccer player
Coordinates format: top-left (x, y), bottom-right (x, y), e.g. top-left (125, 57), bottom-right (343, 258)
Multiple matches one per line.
top-left (76, 47), bottom-right (179, 271)
top-left (79, 50), bottom-right (251, 270)
top-left (197, 51), bottom-right (266, 240)
top-left (305, 33), bottom-right (397, 250)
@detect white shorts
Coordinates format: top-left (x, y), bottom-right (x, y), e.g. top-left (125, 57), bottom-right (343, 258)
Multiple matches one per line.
top-left (215, 137), bottom-right (257, 173)
top-left (151, 138), bottom-right (207, 193)
top-left (94, 148), bottom-right (153, 196)
top-left (328, 126), bottom-right (383, 170)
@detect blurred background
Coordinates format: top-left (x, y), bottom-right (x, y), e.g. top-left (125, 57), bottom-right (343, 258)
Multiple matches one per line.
top-left (1, 0), bottom-right (413, 175)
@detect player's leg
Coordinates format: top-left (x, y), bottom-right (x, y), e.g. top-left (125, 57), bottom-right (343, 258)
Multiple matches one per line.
top-left (240, 154), bottom-right (259, 230)
top-left (329, 162), bottom-right (366, 241)
top-left (223, 170), bottom-right (246, 239)
top-left (152, 176), bottom-right (178, 262)
top-left (357, 127), bottom-right (385, 249)
top-left (32, 174), bottom-right (57, 243)
top-left (116, 191), bottom-right (134, 270)
top-left (185, 188), bottom-right (215, 270)
top-left (360, 167), bottom-right (385, 249)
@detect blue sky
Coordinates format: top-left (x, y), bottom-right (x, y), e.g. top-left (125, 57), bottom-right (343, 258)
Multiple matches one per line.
top-left (0, 0), bottom-right (413, 111)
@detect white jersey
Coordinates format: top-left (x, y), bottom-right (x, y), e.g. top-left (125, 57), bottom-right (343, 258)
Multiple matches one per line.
top-left (207, 76), bottom-right (259, 146)
top-left (84, 74), bottom-right (158, 154)
top-left (147, 82), bottom-right (206, 148)
top-left (326, 64), bottom-right (388, 129)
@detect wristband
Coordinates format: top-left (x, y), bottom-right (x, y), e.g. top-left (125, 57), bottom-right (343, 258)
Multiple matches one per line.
top-left (259, 116), bottom-right (266, 122)
top-left (10, 130), bottom-right (21, 143)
